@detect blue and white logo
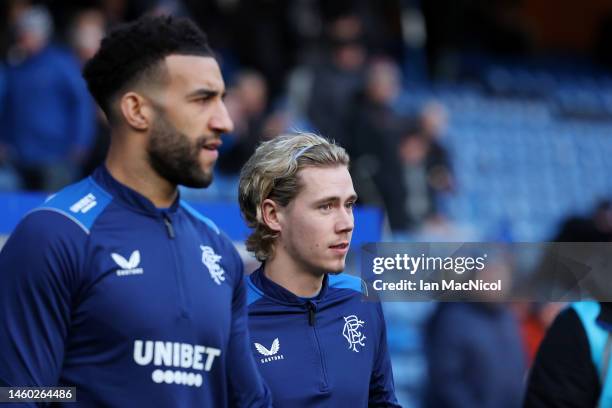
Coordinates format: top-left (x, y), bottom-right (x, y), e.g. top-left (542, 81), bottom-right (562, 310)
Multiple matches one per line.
top-left (200, 246), bottom-right (225, 285)
top-left (70, 193), bottom-right (97, 214)
top-left (342, 315), bottom-right (366, 352)
top-left (112, 250), bottom-right (143, 276)
top-left (254, 338), bottom-right (285, 364)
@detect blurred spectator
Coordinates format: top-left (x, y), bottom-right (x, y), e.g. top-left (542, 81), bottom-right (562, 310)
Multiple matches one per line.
top-left (68, 9), bottom-right (106, 63)
top-left (424, 302), bottom-right (526, 408)
top-left (525, 301), bottom-right (612, 407)
top-left (307, 13), bottom-right (367, 148)
top-left (522, 203), bottom-right (612, 404)
top-left (67, 8), bottom-right (111, 177)
top-left (530, 201), bottom-right (612, 300)
top-left (554, 200), bottom-right (612, 243)
top-left (0, 5), bottom-right (95, 191)
top-left (516, 302), bottom-right (564, 364)
top-left (0, 62), bottom-right (20, 190)
top-left (219, 0), bottom-right (295, 99)
top-left (399, 101), bottom-right (454, 228)
top-left (424, 255), bottom-right (526, 407)
top-left (346, 57), bottom-right (409, 232)
top-left (318, 0), bottom-right (404, 59)
top-left (260, 108), bottom-right (291, 141)
top-left (217, 70), bottom-right (269, 175)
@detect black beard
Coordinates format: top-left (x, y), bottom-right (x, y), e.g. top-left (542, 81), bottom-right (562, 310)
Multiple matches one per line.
top-left (146, 112), bottom-right (214, 188)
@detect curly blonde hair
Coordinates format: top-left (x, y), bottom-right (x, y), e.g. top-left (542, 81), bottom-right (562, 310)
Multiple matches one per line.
top-left (238, 132), bottom-right (349, 261)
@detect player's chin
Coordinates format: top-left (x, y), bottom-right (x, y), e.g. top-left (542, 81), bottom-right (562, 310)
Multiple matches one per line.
top-left (198, 156), bottom-right (217, 173)
top-left (324, 259), bottom-right (346, 275)
top-left (197, 159), bottom-right (216, 176)
top-left (199, 165), bottom-right (214, 180)
top-left (181, 168), bottom-right (213, 189)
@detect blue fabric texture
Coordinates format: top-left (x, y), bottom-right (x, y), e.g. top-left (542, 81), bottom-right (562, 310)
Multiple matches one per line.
top-left (0, 166), bottom-right (271, 407)
top-left (246, 267), bottom-right (400, 407)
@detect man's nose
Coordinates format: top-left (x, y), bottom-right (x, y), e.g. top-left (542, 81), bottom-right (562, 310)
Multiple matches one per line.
top-left (209, 100), bottom-right (234, 133)
top-left (336, 208), bottom-right (354, 233)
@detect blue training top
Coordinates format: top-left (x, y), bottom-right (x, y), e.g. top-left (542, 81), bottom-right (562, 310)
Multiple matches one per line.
top-left (246, 266), bottom-right (401, 407)
top-left (0, 166), bottom-right (271, 407)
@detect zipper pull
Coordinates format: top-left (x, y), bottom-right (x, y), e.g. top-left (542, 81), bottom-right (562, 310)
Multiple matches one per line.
top-left (163, 213), bottom-right (175, 239)
top-left (306, 302), bottom-right (316, 326)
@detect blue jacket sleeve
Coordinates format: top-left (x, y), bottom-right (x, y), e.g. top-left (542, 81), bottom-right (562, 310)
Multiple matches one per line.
top-left (0, 211), bottom-right (84, 390)
top-left (223, 238), bottom-right (272, 407)
top-left (369, 303), bottom-right (402, 407)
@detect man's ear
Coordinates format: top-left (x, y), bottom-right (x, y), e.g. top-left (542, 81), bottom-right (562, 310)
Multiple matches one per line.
top-left (119, 92), bottom-right (154, 131)
top-left (261, 198), bottom-right (283, 233)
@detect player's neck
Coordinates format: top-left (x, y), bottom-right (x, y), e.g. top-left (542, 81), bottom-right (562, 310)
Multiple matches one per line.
top-left (264, 251), bottom-right (325, 298)
top-left (105, 134), bottom-right (178, 208)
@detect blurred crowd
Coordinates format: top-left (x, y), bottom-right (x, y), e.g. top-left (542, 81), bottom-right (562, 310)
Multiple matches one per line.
top-left (3, 1), bottom-right (612, 407)
top-left (0, 0), bottom-right (455, 237)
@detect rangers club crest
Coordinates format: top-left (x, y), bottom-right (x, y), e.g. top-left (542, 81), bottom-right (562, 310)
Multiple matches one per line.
top-left (200, 246), bottom-right (225, 285)
top-left (342, 315), bottom-right (366, 352)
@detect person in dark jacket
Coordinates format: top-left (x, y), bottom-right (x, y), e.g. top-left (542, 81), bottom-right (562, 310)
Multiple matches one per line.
top-left (525, 203), bottom-right (612, 407)
top-left (346, 57), bottom-right (408, 232)
top-left (424, 302), bottom-right (526, 408)
top-left (0, 5), bottom-right (95, 191)
top-left (238, 132), bottom-right (401, 407)
top-left (525, 302), bottom-right (612, 407)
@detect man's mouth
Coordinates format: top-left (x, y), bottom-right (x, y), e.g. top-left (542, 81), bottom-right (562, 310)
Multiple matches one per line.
top-left (329, 242), bottom-right (349, 250)
top-left (202, 140), bottom-right (221, 151)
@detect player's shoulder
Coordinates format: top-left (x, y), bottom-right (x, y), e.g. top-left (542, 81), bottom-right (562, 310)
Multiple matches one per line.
top-left (328, 273), bottom-right (368, 296)
top-left (327, 274), bottom-right (386, 321)
top-left (245, 273), bottom-right (265, 308)
top-left (179, 200), bottom-right (242, 277)
top-left (179, 200), bottom-right (236, 249)
top-left (179, 199), bottom-right (222, 234)
top-left (26, 176), bottom-right (113, 235)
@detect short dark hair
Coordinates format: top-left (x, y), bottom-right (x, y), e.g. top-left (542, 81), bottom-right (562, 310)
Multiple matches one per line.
top-left (83, 15), bottom-right (213, 120)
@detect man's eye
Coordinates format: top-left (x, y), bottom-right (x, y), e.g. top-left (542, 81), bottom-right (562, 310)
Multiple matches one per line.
top-left (319, 203), bottom-right (333, 211)
top-left (345, 201), bottom-right (355, 209)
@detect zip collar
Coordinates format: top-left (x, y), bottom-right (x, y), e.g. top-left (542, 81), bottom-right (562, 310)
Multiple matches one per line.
top-left (92, 166), bottom-right (180, 217)
top-left (248, 265), bottom-right (329, 306)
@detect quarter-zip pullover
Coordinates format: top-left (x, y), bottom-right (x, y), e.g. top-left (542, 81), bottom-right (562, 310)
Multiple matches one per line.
top-left (246, 266), bottom-right (401, 407)
top-left (0, 166), bottom-right (271, 407)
